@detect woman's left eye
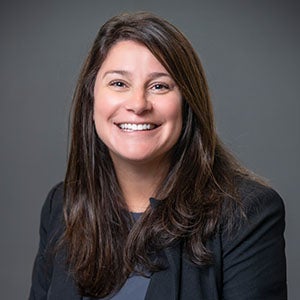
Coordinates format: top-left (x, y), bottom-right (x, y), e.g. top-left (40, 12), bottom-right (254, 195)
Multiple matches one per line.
top-left (151, 83), bottom-right (170, 91)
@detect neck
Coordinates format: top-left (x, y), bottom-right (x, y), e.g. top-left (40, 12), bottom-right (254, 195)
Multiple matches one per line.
top-left (112, 157), bottom-right (169, 212)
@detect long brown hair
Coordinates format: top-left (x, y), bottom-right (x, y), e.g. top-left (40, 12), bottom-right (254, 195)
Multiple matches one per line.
top-left (63, 12), bottom-right (249, 297)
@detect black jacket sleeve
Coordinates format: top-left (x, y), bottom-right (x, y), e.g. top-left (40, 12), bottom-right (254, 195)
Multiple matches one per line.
top-left (221, 183), bottom-right (287, 299)
top-left (28, 183), bottom-right (64, 300)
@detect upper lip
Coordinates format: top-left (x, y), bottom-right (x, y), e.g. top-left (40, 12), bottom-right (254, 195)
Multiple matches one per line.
top-left (114, 121), bottom-right (160, 126)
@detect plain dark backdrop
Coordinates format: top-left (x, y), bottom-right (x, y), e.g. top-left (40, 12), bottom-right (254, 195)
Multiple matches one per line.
top-left (1, 0), bottom-right (299, 299)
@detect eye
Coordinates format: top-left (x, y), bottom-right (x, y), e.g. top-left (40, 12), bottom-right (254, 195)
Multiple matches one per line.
top-left (153, 83), bottom-right (169, 90)
top-left (109, 80), bottom-right (127, 88)
top-left (150, 83), bottom-right (170, 93)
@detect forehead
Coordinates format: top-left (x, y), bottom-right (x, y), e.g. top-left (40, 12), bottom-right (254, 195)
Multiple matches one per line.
top-left (99, 40), bottom-right (167, 72)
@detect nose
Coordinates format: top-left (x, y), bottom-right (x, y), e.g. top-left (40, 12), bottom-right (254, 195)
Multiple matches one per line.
top-left (125, 88), bottom-right (152, 114)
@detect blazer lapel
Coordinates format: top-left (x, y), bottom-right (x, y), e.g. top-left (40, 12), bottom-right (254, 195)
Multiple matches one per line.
top-left (145, 243), bottom-right (181, 300)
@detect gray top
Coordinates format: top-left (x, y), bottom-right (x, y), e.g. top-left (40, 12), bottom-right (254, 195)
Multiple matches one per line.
top-left (98, 272), bottom-right (151, 300)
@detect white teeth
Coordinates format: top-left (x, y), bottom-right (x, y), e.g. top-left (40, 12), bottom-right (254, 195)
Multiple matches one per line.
top-left (118, 123), bottom-right (153, 131)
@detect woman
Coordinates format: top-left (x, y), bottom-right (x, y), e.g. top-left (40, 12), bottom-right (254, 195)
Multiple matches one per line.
top-left (29, 12), bottom-right (287, 299)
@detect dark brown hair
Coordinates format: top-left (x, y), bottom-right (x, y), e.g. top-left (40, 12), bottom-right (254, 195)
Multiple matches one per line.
top-left (63, 12), bottom-right (249, 298)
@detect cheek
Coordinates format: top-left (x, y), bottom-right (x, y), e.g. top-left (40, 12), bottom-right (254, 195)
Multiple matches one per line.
top-left (164, 98), bottom-right (182, 126)
top-left (93, 101), bottom-right (103, 125)
top-left (93, 91), bottom-right (113, 121)
top-left (172, 100), bottom-right (183, 141)
top-left (93, 98), bottom-right (110, 138)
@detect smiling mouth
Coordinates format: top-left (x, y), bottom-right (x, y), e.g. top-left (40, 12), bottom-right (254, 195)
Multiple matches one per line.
top-left (116, 123), bottom-right (159, 131)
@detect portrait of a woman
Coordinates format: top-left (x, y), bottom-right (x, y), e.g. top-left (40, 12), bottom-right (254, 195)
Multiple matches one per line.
top-left (29, 12), bottom-right (287, 300)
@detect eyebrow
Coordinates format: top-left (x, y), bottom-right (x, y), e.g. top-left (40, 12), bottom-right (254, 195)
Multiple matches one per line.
top-left (102, 70), bottom-right (172, 80)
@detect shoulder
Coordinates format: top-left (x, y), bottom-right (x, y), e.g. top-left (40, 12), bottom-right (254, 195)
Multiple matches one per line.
top-left (220, 177), bottom-right (285, 234)
top-left (39, 182), bottom-right (65, 242)
top-left (41, 182), bottom-right (64, 216)
top-left (221, 176), bottom-right (286, 257)
top-left (235, 177), bottom-right (285, 224)
top-left (238, 177), bottom-right (284, 206)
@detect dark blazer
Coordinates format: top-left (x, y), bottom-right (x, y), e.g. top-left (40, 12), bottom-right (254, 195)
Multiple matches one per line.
top-left (29, 179), bottom-right (287, 300)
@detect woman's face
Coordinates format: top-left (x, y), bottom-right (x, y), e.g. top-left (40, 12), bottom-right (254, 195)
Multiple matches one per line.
top-left (93, 40), bottom-right (182, 167)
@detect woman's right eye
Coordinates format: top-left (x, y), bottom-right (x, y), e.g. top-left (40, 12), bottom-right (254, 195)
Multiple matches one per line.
top-left (109, 81), bottom-right (127, 88)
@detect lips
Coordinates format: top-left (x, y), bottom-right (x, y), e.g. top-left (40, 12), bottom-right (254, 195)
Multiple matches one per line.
top-left (116, 123), bottom-right (158, 131)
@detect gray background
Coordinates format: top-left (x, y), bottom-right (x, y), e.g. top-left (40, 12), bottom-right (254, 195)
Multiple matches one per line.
top-left (0, 0), bottom-right (299, 299)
